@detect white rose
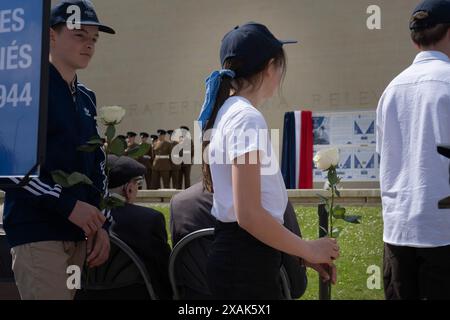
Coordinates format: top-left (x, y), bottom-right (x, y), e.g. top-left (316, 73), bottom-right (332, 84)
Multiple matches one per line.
top-left (313, 148), bottom-right (339, 170)
top-left (96, 106), bottom-right (126, 125)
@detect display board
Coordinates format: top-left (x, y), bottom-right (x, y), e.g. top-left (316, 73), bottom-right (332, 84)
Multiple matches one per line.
top-left (0, 0), bottom-right (49, 178)
top-left (313, 111), bottom-right (379, 182)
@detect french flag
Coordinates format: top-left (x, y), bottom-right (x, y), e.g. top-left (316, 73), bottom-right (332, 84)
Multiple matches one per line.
top-left (281, 111), bottom-right (313, 189)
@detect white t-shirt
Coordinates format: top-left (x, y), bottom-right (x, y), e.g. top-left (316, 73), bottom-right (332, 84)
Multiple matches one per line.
top-left (208, 96), bottom-right (288, 224)
top-left (376, 51), bottom-right (450, 248)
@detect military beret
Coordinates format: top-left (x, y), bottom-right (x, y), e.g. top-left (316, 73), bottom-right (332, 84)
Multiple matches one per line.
top-left (126, 131), bottom-right (137, 138)
top-left (107, 155), bottom-right (146, 188)
top-left (140, 132), bottom-right (149, 138)
top-left (157, 129), bottom-right (167, 135)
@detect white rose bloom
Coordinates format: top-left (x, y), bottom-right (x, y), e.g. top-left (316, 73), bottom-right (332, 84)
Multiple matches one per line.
top-left (96, 106), bottom-right (126, 125)
top-left (313, 148), bottom-right (339, 170)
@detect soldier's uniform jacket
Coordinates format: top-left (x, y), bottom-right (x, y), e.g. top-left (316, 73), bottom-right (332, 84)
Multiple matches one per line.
top-left (138, 142), bottom-right (153, 169)
top-left (170, 141), bottom-right (182, 171)
top-left (125, 143), bottom-right (139, 156)
top-left (181, 138), bottom-right (194, 167)
top-left (153, 140), bottom-right (172, 171)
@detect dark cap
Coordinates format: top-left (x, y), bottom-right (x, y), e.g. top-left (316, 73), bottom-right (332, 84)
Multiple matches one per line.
top-left (157, 129), bottom-right (167, 135)
top-left (167, 130), bottom-right (174, 135)
top-left (180, 126), bottom-right (190, 131)
top-left (410, 0), bottom-right (450, 30)
top-left (126, 131), bottom-right (137, 138)
top-left (140, 132), bottom-right (149, 138)
top-left (51, 0), bottom-right (116, 34)
top-left (108, 155), bottom-right (146, 189)
top-left (220, 22), bottom-right (297, 77)
top-left (117, 135), bottom-right (126, 140)
top-left (151, 135), bottom-right (158, 140)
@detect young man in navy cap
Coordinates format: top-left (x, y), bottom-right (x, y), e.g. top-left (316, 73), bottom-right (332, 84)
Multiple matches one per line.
top-left (1, 0), bottom-right (115, 299)
top-left (377, 0), bottom-right (450, 300)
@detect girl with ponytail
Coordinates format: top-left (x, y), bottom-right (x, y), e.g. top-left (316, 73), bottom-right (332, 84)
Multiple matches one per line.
top-left (198, 22), bottom-right (340, 299)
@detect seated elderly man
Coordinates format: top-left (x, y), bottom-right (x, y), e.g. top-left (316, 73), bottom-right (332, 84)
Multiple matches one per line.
top-left (108, 155), bottom-right (172, 299)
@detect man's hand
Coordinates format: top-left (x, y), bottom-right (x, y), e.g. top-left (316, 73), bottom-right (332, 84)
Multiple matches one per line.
top-left (86, 228), bottom-right (110, 268)
top-left (305, 261), bottom-right (337, 285)
top-left (68, 200), bottom-right (106, 237)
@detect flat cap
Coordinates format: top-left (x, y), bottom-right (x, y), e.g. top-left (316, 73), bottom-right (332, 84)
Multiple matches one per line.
top-left (108, 155), bottom-right (146, 188)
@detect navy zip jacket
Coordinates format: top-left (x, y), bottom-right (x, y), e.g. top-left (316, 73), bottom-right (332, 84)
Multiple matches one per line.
top-left (0, 64), bottom-right (108, 247)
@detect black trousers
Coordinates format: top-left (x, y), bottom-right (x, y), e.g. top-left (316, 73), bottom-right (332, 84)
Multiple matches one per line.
top-left (384, 243), bottom-right (450, 300)
top-left (180, 165), bottom-right (191, 189)
top-left (206, 222), bottom-right (283, 300)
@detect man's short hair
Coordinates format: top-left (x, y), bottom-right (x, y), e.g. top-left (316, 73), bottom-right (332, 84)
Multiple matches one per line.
top-left (51, 23), bottom-right (65, 33)
top-left (410, 12), bottom-right (450, 47)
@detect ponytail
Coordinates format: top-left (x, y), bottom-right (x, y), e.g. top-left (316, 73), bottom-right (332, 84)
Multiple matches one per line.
top-left (202, 76), bottom-right (233, 193)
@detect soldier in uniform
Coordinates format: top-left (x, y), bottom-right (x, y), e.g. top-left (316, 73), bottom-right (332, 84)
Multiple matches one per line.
top-left (150, 129), bottom-right (172, 189)
top-left (167, 130), bottom-right (181, 189)
top-left (151, 135), bottom-right (158, 147)
top-left (138, 132), bottom-right (154, 189)
top-left (125, 131), bottom-right (139, 155)
top-left (179, 126), bottom-right (194, 189)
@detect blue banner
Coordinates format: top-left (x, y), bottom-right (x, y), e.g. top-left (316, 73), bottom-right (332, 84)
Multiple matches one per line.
top-left (0, 0), bottom-right (48, 177)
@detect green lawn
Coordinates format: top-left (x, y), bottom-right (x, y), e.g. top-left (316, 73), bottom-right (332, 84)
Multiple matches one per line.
top-left (149, 204), bottom-right (384, 300)
top-left (295, 206), bottom-right (384, 300)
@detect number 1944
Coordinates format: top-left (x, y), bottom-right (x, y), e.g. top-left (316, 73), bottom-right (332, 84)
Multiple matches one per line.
top-left (0, 82), bottom-right (32, 108)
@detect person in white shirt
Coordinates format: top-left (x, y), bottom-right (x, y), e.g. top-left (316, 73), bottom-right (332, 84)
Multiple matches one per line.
top-left (198, 22), bottom-right (340, 299)
top-left (376, 0), bottom-right (450, 300)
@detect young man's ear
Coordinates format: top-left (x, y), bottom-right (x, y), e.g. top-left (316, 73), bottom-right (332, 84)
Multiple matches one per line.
top-left (49, 28), bottom-right (57, 46)
top-left (411, 38), bottom-right (421, 51)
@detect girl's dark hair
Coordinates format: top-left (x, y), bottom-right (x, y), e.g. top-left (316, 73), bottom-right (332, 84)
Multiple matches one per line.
top-left (202, 48), bottom-right (287, 193)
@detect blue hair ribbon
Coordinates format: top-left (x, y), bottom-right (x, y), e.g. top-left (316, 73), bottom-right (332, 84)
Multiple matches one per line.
top-left (198, 69), bottom-right (235, 131)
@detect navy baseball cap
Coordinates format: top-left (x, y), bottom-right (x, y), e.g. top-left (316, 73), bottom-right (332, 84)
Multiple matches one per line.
top-left (50, 0), bottom-right (115, 34)
top-left (410, 0), bottom-right (450, 30)
top-left (220, 22), bottom-right (297, 77)
top-left (108, 155), bottom-right (146, 189)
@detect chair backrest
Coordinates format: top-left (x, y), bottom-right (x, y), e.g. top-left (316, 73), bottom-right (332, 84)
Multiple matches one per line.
top-left (169, 228), bottom-right (293, 300)
top-left (76, 233), bottom-right (158, 300)
top-left (169, 228), bottom-right (214, 300)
